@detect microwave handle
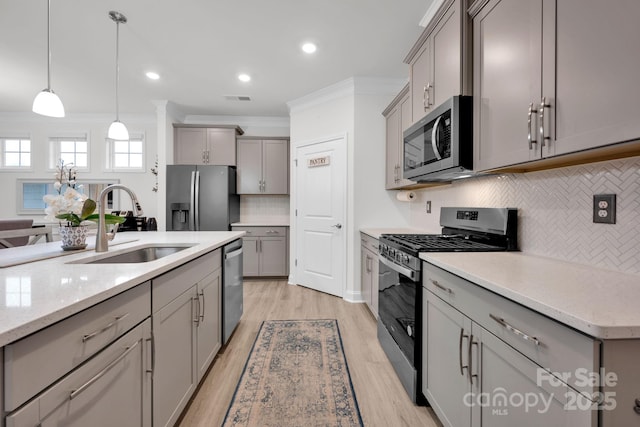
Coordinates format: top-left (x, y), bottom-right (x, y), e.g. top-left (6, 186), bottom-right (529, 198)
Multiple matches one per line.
top-left (431, 115), bottom-right (443, 160)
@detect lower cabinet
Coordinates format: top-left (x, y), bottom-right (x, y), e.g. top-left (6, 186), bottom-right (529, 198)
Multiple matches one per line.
top-left (360, 232), bottom-right (379, 318)
top-left (152, 250), bottom-right (222, 427)
top-left (232, 226), bottom-right (288, 277)
top-left (5, 319), bottom-right (152, 427)
top-left (422, 262), bottom-right (597, 427)
top-left (1, 249), bottom-right (225, 427)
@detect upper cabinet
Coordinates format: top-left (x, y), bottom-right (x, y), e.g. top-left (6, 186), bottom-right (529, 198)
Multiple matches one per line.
top-left (174, 125), bottom-right (243, 166)
top-left (471, 0), bottom-right (640, 171)
top-left (405, 0), bottom-right (470, 125)
top-left (383, 85), bottom-right (416, 189)
top-left (236, 137), bottom-right (289, 195)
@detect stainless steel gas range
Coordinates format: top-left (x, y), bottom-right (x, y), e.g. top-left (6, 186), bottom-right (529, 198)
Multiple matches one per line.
top-left (377, 207), bottom-right (518, 403)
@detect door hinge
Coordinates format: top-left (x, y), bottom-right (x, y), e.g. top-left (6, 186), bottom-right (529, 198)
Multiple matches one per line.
top-left (294, 158), bottom-right (298, 166)
top-left (295, 259), bottom-right (297, 266)
top-left (295, 209), bottom-right (298, 216)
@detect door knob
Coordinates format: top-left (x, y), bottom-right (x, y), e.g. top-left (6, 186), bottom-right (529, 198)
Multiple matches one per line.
top-left (332, 223), bottom-right (342, 229)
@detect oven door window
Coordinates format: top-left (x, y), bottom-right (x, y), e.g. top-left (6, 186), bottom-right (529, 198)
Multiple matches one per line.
top-left (378, 258), bottom-right (417, 365)
top-left (404, 110), bottom-right (452, 171)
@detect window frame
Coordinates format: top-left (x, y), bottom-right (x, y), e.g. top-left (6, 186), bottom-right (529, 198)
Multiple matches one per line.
top-left (16, 178), bottom-right (121, 215)
top-left (0, 136), bottom-right (33, 171)
top-left (105, 132), bottom-right (146, 172)
top-left (48, 134), bottom-right (91, 172)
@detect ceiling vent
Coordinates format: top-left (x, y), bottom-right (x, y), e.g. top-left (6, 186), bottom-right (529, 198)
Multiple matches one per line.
top-left (224, 95), bottom-right (251, 101)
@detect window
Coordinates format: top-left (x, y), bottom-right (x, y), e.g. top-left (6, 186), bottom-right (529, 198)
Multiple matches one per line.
top-left (16, 179), bottom-right (121, 214)
top-left (1, 138), bottom-right (31, 169)
top-left (106, 134), bottom-right (145, 171)
top-left (49, 136), bottom-right (89, 170)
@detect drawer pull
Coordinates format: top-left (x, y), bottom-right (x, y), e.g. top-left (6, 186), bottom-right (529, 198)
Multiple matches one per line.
top-left (431, 279), bottom-right (453, 295)
top-left (82, 313), bottom-right (130, 342)
top-left (70, 340), bottom-right (139, 400)
top-left (490, 314), bottom-right (541, 346)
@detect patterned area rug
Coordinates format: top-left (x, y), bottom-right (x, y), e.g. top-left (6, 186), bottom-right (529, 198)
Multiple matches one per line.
top-left (222, 319), bottom-right (364, 427)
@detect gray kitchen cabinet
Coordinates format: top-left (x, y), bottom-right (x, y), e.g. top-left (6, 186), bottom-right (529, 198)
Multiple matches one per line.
top-left (383, 85), bottom-right (416, 189)
top-left (360, 232), bottom-right (379, 318)
top-left (237, 137), bottom-right (289, 194)
top-left (405, 0), bottom-right (468, 124)
top-left (232, 226), bottom-right (288, 277)
top-left (471, 0), bottom-right (640, 171)
top-left (3, 284), bottom-right (152, 427)
top-left (5, 320), bottom-right (152, 427)
top-left (152, 249), bottom-right (222, 427)
top-left (174, 125), bottom-right (243, 165)
top-left (423, 261), bottom-right (597, 427)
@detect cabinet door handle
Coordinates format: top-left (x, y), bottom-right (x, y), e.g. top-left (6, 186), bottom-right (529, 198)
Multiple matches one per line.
top-left (459, 328), bottom-right (469, 376)
top-left (431, 279), bottom-right (453, 295)
top-left (193, 296), bottom-right (201, 325)
top-left (539, 97), bottom-right (551, 147)
top-left (82, 313), bottom-right (130, 342)
top-left (199, 290), bottom-right (205, 322)
top-left (146, 336), bottom-right (154, 374)
top-left (70, 340), bottom-right (140, 400)
top-left (469, 335), bottom-right (479, 385)
top-left (527, 103), bottom-right (537, 150)
top-left (490, 313), bottom-right (541, 346)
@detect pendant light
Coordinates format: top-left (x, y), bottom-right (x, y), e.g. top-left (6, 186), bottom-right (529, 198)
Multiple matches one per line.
top-left (32, 0), bottom-right (65, 118)
top-left (107, 11), bottom-right (129, 141)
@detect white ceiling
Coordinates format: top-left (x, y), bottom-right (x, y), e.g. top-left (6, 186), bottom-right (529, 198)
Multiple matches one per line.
top-left (0, 0), bottom-right (431, 118)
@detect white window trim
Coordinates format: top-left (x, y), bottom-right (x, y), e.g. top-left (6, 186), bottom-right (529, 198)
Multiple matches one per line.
top-left (0, 136), bottom-right (33, 171)
top-left (48, 133), bottom-right (91, 172)
top-left (105, 132), bottom-right (146, 172)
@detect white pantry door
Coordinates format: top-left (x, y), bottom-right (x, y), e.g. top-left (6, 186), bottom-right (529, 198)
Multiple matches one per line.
top-left (294, 136), bottom-right (346, 297)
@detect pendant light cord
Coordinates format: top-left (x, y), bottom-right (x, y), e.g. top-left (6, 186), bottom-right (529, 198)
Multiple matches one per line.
top-left (114, 19), bottom-right (120, 121)
top-left (46, 0), bottom-right (52, 90)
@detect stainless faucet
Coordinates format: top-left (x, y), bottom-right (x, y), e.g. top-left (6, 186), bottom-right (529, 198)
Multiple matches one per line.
top-left (95, 184), bottom-right (144, 252)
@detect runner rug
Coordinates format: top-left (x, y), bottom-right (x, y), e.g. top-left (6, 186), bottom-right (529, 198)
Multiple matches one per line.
top-left (222, 319), bottom-right (364, 427)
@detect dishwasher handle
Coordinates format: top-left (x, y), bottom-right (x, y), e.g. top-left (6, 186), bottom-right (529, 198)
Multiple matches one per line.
top-left (225, 247), bottom-right (243, 260)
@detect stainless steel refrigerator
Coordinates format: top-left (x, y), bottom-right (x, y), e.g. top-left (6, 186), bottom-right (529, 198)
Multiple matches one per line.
top-left (166, 165), bottom-right (239, 231)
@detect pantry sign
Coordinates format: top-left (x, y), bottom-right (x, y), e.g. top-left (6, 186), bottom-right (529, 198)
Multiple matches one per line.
top-left (307, 155), bottom-right (330, 168)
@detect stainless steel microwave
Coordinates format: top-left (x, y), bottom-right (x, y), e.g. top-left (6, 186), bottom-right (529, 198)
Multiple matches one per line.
top-left (403, 95), bottom-right (473, 182)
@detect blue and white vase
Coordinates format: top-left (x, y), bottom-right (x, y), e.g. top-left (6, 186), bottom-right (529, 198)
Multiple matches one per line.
top-left (59, 225), bottom-right (88, 250)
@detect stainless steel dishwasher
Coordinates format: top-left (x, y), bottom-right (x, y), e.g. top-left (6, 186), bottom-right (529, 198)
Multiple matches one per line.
top-left (222, 239), bottom-right (243, 344)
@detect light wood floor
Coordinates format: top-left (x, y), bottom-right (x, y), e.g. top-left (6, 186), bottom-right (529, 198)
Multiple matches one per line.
top-left (178, 280), bottom-right (442, 427)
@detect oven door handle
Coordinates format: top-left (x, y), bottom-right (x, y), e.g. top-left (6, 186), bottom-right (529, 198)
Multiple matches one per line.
top-left (379, 256), bottom-right (418, 281)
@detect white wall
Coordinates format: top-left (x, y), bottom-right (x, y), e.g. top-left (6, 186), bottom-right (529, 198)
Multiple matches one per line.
top-left (288, 77), bottom-right (410, 302)
top-left (0, 112), bottom-right (158, 225)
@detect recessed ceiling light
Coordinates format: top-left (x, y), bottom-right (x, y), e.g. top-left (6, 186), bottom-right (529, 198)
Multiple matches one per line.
top-left (302, 43), bottom-right (317, 54)
top-left (146, 71), bottom-right (160, 80)
top-left (238, 73), bottom-right (251, 82)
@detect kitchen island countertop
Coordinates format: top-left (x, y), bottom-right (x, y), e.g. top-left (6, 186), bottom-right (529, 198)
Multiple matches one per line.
top-left (0, 231), bottom-right (243, 347)
top-left (421, 251), bottom-right (640, 340)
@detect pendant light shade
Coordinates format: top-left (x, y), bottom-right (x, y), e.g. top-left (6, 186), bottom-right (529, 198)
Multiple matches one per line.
top-left (33, 89), bottom-right (65, 118)
top-left (108, 120), bottom-right (129, 141)
top-left (33, 0), bottom-right (65, 118)
top-left (108, 11), bottom-right (128, 141)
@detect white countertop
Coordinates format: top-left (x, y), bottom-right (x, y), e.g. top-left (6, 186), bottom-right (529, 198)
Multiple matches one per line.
top-left (231, 221), bottom-right (289, 227)
top-left (420, 252), bottom-right (640, 340)
top-left (0, 231), bottom-right (244, 347)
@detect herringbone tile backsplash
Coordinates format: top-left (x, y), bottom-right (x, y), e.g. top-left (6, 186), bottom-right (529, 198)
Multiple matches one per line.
top-left (411, 156), bottom-right (640, 275)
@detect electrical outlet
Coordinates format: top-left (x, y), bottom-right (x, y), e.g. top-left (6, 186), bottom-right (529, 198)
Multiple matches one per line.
top-left (593, 194), bottom-right (616, 224)
top-left (426, 201), bottom-right (432, 214)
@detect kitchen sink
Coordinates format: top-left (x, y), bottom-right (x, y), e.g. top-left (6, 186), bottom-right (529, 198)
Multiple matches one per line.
top-left (71, 244), bottom-right (194, 264)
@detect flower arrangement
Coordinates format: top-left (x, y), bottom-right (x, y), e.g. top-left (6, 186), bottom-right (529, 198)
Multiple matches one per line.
top-left (43, 160), bottom-right (124, 227)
